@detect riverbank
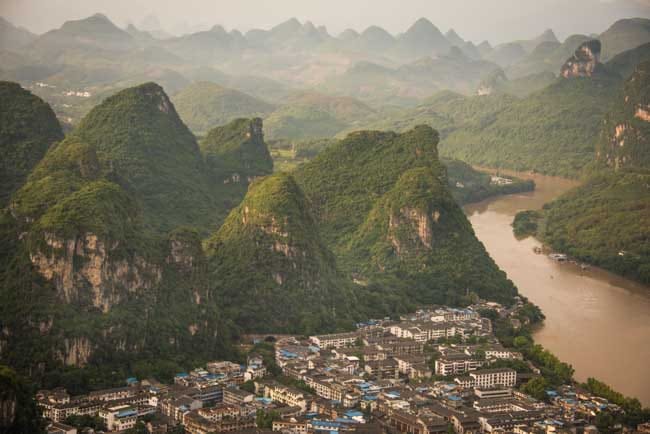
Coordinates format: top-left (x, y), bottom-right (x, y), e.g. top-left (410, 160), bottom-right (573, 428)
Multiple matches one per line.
top-left (464, 170), bottom-right (650, 405)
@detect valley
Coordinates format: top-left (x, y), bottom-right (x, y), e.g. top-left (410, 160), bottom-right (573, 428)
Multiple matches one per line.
top-left (465, 171), bottom-right (650, 406)
top-left (1, 4), bottom-right (650, 433)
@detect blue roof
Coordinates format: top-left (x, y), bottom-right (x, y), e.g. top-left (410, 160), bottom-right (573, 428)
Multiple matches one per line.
top-left (118, 409), bottom-right (137, 418)
top-left (126, 377), bottom-right (138, 383)
top-left (312, 421), bottom-right (342, 428)
top-left (336, 417), bottom-right (361, 424)
top-left (175, 372), bottom-right (189, 378)
top-left (344, 410), bottom-right (364, 417)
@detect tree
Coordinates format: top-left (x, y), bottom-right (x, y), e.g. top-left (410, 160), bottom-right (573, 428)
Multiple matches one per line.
top-left (0, 365), bottom-right (45, 434)
top-left (513, 336), bottom-right (530, 348)
top-left (520, 376), bottom-right (549, 401)
top-left (256, 409), bottom-right (280, 428)
top-left (595, 411), bottom-right (615, 433)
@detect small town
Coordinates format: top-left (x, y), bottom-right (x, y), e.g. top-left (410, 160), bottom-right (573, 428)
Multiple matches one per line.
top-left (38, 302), bottom-right (646, 434)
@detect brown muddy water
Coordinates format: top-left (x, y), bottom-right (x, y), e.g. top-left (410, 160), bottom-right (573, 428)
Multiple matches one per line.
top-left (464, 172), bottom-right (650, 405)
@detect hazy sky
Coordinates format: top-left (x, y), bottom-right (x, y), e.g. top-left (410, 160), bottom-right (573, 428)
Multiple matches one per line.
top-left (2, 0), bottom-right (650, 44)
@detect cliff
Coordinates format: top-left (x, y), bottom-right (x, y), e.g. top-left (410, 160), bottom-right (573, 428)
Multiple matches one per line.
top-left (206, 172), bottom-right (353, 333)
top-left (561, 40), bottom-right (605, 78)
top-left (200, 117), bottom-right (273, 184)
top-left (1, 83), bottom-right (235, 381)
top-left (0, 365), bottom-right (42, 433)
top-left (597, 60), bottom-right (650, 170)
top-left (294, 125), bottom-right (517, 307)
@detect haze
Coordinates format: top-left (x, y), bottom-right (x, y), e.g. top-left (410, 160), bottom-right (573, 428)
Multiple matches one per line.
top-left (2, 0), bottom-right (650, 43)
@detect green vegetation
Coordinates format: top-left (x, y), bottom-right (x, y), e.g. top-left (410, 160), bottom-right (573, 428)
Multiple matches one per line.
top-left (172, 81), bottom-right (275, 135)
top-left (64, 415), bottom-right (107, 431)
top-left (512, 210), bottom-right (542, 239)
top-left (520, 62), bottom-right (650, 285)
top-left (440, 75), bottom-right (622, 177)
top-left (256, 409), bottom-right (281, 428)
top-left (205, 172), bottom-right (355, 334)
top-left (607, 42), bottom-right (650, 79)
top-left (264, 92), bottom-right (374, 140)
top-left (70, 82), bottom-right (218, 234)
top-left (479, 70), bottom-right (557, 97)
top-left (583, 378), bottom-right (650, 427)
top-left (444, 159), bottom-right (535, 205)
top-left (0, 81), bottom-right (63, 207)
top-left (540, 170), bottom-right (650, 284)
top-left (0, 365), bottom-right (44, 434)
top-left (597, 61), bottom-right (650, 171)
top-left (0, 83), bottom-right (252, 398)
top-left (201, 117), bottom-right (273, 180)
top-left (294, 126), bottom-right (518, 309)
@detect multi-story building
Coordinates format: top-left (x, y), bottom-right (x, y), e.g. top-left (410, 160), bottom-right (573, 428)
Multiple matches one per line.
top-left (435, 354), bottom-right (485, 376)
top-left (263, 382), bottom-right (309, 412)
top-left (364, 359), bottom-right (399, 379)
top-left (305, 378), bottom-right (344, 402)
top-left (272, 419), bottom-right (309, 433)
top-left (98, 405), bottom-right (137, 432)
top-left (469, 368), bottom-right (517, 388)
top-left (310, 332), bottom-right (360, 349)
top-left (222, 387), bottom-right (255, 406)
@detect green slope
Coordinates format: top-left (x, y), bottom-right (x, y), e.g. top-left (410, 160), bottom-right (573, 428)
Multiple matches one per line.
top-left (206, 172), bottom-right (354, 333)
top-left (441, 75), bottom-right (621, 177)
top-left (172, 81), bottom-right (275, 134)
top-left (1, 82), bottom-right (258, 393)
top-left (0, 81), bottom-right (63, 207)
top-left (294, 125), bottom-right (517, 305)
top-left (68, 82), bottom-right (216, 233)
top-left (264, 91), bottom-right (375, 140)
top-left (519, 61), bottom-right (650, 284)
top-left (540, 170), bottom-right (650, 284)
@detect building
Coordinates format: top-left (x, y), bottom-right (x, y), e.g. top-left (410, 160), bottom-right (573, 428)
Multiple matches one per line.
top-left (455, 368), bottom-right (516, 389)
top-left (263, 383), bottom-right (309, 412)
top-left (305, 378), bottom-right (344, 402)
top-left (272, 419), bottom-right (309, 433)
top-left (223, 387), bottom-right (255, 406)
top-left (435, 354), bottom-right (485, 376)
top-left (364, 359), bottom-right (399, 379)
top-left (98, 405), bottom-right (137, 432)
top-left (470, 369), bottom-right (517, 388)
top-left (310, 332), bottom-right (360, 349)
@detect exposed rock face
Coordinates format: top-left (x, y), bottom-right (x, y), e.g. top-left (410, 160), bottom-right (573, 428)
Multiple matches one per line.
top-left (57, 337), bottom-right (93, 367)
top-left (561, 40), bottom-right (603, 78)
top-left (388, 207), bottom-right (437, 255)
top-left (597, 61), bottom-right (650, 170)
top-left (206, 172), bottom-right (351, 332)
top-left (636, 106), bottom-right (650, 122)
top-left (477, 69), bottom-right (507, 96)
top-left (0, 396), bottom-right (16, 429)
top-left (30, 232), bottom-right (161, 312)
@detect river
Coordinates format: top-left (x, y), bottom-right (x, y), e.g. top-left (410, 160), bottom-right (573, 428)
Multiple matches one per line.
top-left (464, 172), bottom-right (650, 406)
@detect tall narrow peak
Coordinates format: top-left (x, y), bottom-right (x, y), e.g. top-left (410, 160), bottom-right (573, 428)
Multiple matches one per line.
top-left (68, 82), bottom-right (214, 233)
top-left (206, 172), bottom-right (353, 333)
top-left (0, 81), bottom-right (63, 207)
top-left (561, 40), bottom-right (604, 78)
